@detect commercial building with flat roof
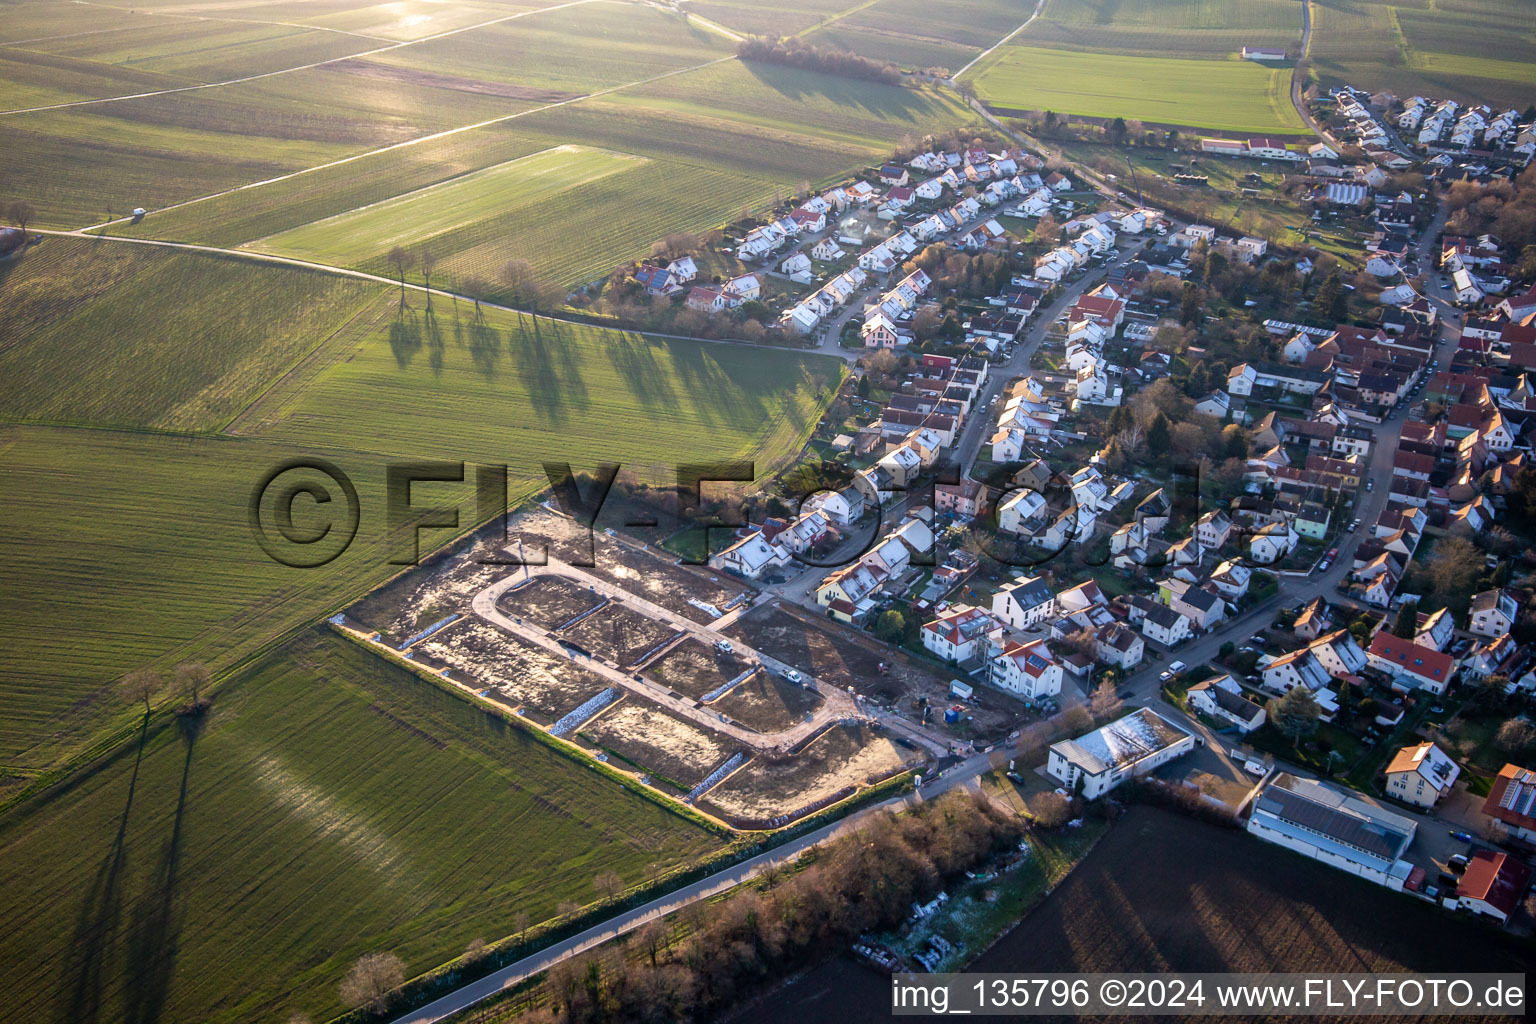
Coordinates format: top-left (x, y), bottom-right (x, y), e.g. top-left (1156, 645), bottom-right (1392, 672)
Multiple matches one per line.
top-left (1247, 773), bottom-right (1417, 889)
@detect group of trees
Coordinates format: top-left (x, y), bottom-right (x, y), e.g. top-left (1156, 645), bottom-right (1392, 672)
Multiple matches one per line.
top-left (117, 661), bottom-right (211, 716)
top-left (736, 37), bottom-right (902, 85)
top-left (518, 790), bottom-right (1021, 1023)
top-left (1098, 379), bottom-right (1249, 485)
top-left (1442, 166), bottom-right (1536, 254)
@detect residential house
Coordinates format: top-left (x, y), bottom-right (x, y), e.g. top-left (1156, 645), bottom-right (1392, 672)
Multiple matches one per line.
top-left (922, 605), bottom-right (1004, 664)
top-left (1141, 604), bottom-right (1193, 646)
top-left (1470, 588), bottom-right (1520, 638)
top-left (990, 638), bottom-right (1063, 699)
top-left (1094, 621), bottom-right (1144, 669)
top-left (1187, 675), bottom-right (1266, 733)
top-left (708, 531), bottom-right (789, 579)
top-left (1456, 851), bottom-right (1532, 925)
top-left (1366, 633), bottom-right (1455, 695)
top-left (1384, 741), bottom-right (1460, 809)
top-left (1482, 764), bottom-right (1536, 844)
top-left (1046, 709), bottom-right (1195, 799)
top-left (991, 575), bottom-right (1056, 629)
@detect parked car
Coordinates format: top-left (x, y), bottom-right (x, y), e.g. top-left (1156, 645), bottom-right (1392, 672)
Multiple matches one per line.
top-left (1327, 547), bottom-right (1340, 559)
top-left (1317, 558), bottom-right (1332, 573)
top-left (1449, 830), bottom-right (1474, 843)
top-left (1449, 854), bottom-right (1470, 872)
top-left (715, 639), bottom-right (733, 654)
top-left (784, 668), bottom-right (802, 684)
top-left (1243, 760), bottom-right (1266, 777)
top-left (1366, 478), bottom-right (1374, 491)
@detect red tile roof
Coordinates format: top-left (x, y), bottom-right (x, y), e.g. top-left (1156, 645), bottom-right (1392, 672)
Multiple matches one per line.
top-left (1367, 633), bottom-right (1452, 685)
top-left (1457, 850), bottom-right (1531, 918)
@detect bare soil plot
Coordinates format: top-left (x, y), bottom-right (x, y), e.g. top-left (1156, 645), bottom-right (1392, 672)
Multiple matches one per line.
top-left (646, 638), bottom-right (746, 700)
top-left (343, 529), bottom-right (508, 641)
top-left (703, 724), bottom-right (913, 824)
top-left (971, 806), bottom-right (1531, 978)
top-left (725, 604), bottom-right (1027, 739)
top-left (506, 507), bottom-right (750, 624)
top-left (558, 603), bottom-right (680, 668)
top-left (414, 619), bottom-right (607, 724)
top-left (710, 669), bottom-right (824, 734)
top-left (578, 699), bottom-right (739, 790)
top-left (496, 574), bottom-right (605, 631)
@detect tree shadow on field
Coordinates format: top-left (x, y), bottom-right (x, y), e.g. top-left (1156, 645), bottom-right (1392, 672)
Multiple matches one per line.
top-left (468, 320), bottom-right (503, 378)
top-left (603, 331), bottom-right (678, 413)
top-left (58, 716), bottom-right (150, 1024)
top-left (513, 315), bottom-right (590, 425)
top-left (120, 712), bottom-right (203, 1024)
top-left (426, 311), bottom-right (446, 376)
top-left (389, 311), bottom-right (424, 369)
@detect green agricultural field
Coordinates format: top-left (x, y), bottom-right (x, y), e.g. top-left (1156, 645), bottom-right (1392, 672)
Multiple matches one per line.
top-left (253, 145), bottom-right (648, 270)
top-left (0, 628), bottom-right (721, 1024)
top-left (968, 47), bottom-right (1307, 134)
top-left (373, 0), bottom-right (734, 95)
top-left (235, 294), bottom-right (844, 473)
top-left (1012, 0), bottom-right (1302, 57)
top-left (0, 238), bottom-right (380, 431)
top-left (807, 0), bottom-right (1041, 73)
top-left (1309, 0), bottom-right (1536, 107)
top-left (685, 0), bottom-right (858, 37)
top-left (0, 242), bottom-right (838, 774)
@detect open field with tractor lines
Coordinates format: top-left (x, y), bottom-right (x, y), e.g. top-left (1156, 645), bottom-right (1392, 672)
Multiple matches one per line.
top-left (962, 0), bottom-right (1310, 134)
top-left (1308, 0), bottom-right (1536, 108)
top-left (0, 628), bottom-right (721, 1024)
top-left (970, 47), bottom-right (1306, 133)
top-left (0, 237), bottom-right (381, 431)
top-left (806, 0), bottom-right (1042, 73)
top-left (232, 294), bottom-right (843, 471)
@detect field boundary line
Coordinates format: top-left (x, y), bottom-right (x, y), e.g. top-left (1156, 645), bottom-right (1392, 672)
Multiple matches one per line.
top-left (71, 51), bottom-right (740, 235)
top-left (0, 0), bottom-right (611, 116)
top-left (953, 0), bottom-right (1047, 79)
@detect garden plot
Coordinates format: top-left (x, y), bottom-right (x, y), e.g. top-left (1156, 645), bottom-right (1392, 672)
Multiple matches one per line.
top-left (646, 638), bottom-right (749, 701)
top-left (506, 507), bottom-right (752, 624)
top-left (710, 669), bottom-right (824, 734)
top-left (578, 699), bottom-right (740, 790)
top-left (558, 603), bottom-right (680, 667)
top-left (414, 618), bottom-right (609, 723)
top-left (703, 724), bottom-right (912, 825)
top-left (496, 574), bottom-right (606, 631)
top-left (725, 604), bottom-right (1027, 738)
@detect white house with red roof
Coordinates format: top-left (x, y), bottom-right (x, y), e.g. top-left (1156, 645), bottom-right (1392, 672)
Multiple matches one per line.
top-left (1456, 850), bottom-right (1532, 924)
top-left (1367, 633), bottom-right (1455, 695)
top-left (921, 605), bottom-right (1004, 663)
top-left (1482, 763), bottom-right (1536, 843)
top-left (989, 638), bottom-right (1062, 699)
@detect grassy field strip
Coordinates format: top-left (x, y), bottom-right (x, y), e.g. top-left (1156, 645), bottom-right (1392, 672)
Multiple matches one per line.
top-left (75, 49), bottom-right (738, 234)
top-left (954, 0), bottom-right (1044, 78)
top-left (968, 46), bottom-right (1308, 134)
top-left (234, 293), bottom-right (842, 473)
top-left (0, 0), bottom-right (606, 115)
top-left (250, 145), bottom-right (645, 265)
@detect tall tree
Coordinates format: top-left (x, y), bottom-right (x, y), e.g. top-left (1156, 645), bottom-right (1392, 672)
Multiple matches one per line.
top-left (173, 661), bottom-right (210, 709)
top-left (418, 246), bottom-right (438, 315)
top-left (1266, 687), bottom-right (1321, 748)
top-left (338, 953), bottom-right (405, 1014)
top-left (387, 246), bottom-right (415, 309)
top-left (118, 667), bottom-right (163, 715)
top-left (1146, 411), bottom-right (1173, 455)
